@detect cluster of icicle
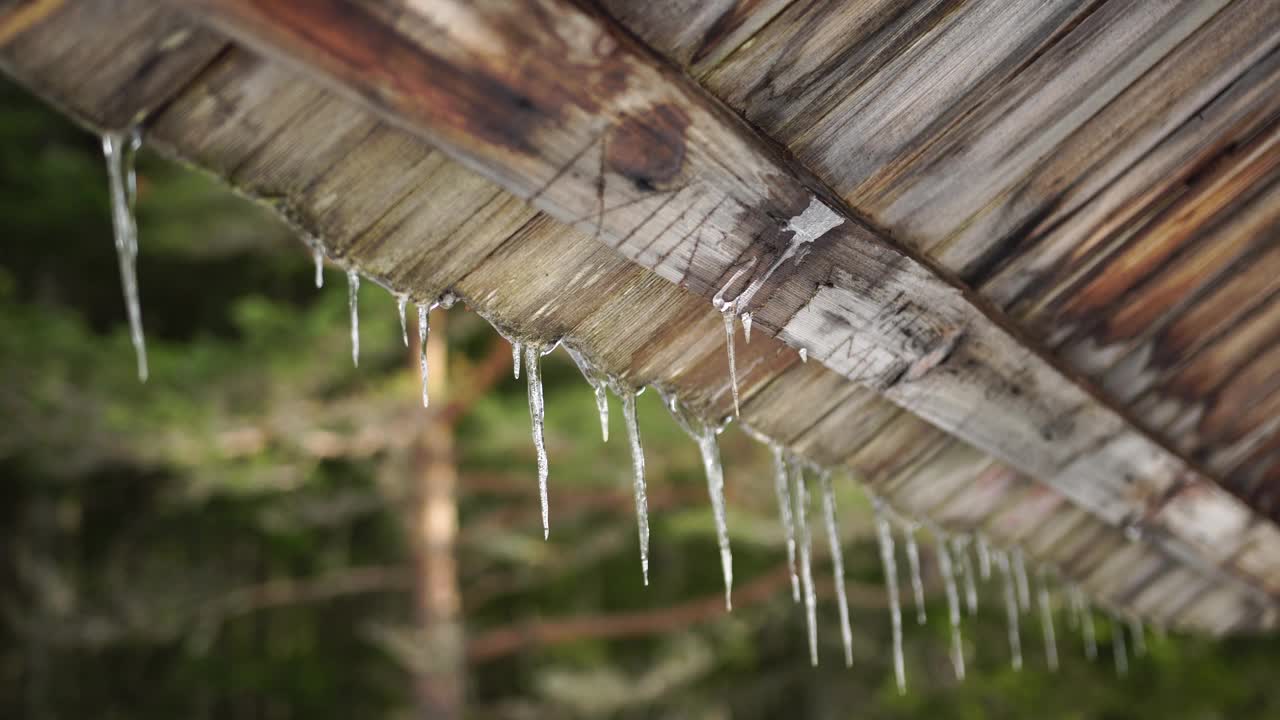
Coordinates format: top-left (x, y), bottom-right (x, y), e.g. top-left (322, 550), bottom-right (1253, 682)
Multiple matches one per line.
top-left (107, 131), bottom-right (1153, 689)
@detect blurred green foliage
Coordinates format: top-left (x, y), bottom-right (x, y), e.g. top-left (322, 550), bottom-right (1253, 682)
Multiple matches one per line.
top-left (3, 76), bottom-right (1280, 720)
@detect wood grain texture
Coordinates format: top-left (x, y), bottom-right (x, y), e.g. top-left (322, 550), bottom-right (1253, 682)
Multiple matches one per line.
top-left (3, 0), bottom-right (1277, 630)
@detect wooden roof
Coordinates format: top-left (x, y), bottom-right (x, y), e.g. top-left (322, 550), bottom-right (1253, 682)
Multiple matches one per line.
top-left (3, 0), bottom-right (1279, 633)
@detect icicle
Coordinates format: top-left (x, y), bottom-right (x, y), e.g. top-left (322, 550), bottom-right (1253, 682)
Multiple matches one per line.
top-left (313, 248), bottom-right (324, 289)
top-left (799, 348), bottom-right (808, 363)
top-left (347, 270), bottom-right (360, 367)
top-left (820, 471), bottom-right (853, 667)
top-left (524, 344), bottom-right (550, 539)
top-left (722, 311), bottom-right (741, 417)
top-left (976, 535), bottom-right (992, 580)
top-left (564, 346), bottom-right (609, 443)
top-left (397, 295), bottom-right (409, 347)
top-left (1067, 583), bottom-right (1083, 630)
top-left (936, 535), bottom-right (965, 680)
top-left (791, 460), bottom-right (818, 666)
top-left (1129, 617), bottom-right (1146, 657)
top-left (103, 129), bottom-right (148, 382)
top-left (904, 525), bottom-right (927, 625)
top-left (873, 498), bottom-right (906, 693)
top-left (770, 446), bottom-right (800, 602)
top-left (953, 537), bottom-right (979, 616)
top-left (1013, 547), bottom-right (1031, 612)
top-left (620, 390), bottom-right (649, 585)
top-left (996, 551), bottom-right (1022, 671)
top-left (1111, 614), bottom-right (1128, 676)
top-left (741, 311), bottom-right (753, 343)
top-left (512, 340), bottom-right (522, 380)
top-left (1037, 568), bottom-right (1059, 672)
top-left (1076, 588), bottom-right (1098, 661)
top-left (665, 394), bottom-right (734, 610)
top-left (417, 303), bottom-right (430, 408)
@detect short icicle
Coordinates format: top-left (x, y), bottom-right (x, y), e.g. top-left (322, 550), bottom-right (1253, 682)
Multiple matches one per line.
top-left (512, 340), bottom-right (522, 380)
top-left (873, 498), bottom-right (906, 694)
top-left (347, 270), bottom-right (360, 368)
top-left (791, 459), bottom-right (818, 666)
top-left (620, 390), bottom-right (649, 586)
top-left (1013, 547), bottom-right (1031, 612)
top-left (741, 311), bottom-right (753, 343)
top-left (1037, 567), bottom-right (1059, 671)
top-left (936, 534), bottom-right (966, 680)
top-left (904, 525), bottom-right (927, 625)
top-left (313, 248), bottom-right (324, 289)
top-left (397, 295), bottom-right (409, 347)
top-left (103, 129), bottom-right (148, 382)
top-left (1129, 617), bottom-right (1146, 657)
top-left (524, 344), bottom-right (550, 539)
top-left (417, 303), bottom-right (430, 407)
top-left (564, 346), bottom-right (610, 443)
top-left (722, 311), bottom-right (741, 417)
top-left (799, 348), bottom-right (808, 363)
top-left (976, 535), bottom-right (992, 580)
top-left (1111, 614), bottom-right (1128, 676)
top-left (819, 471), bottom-right (853, 667)
top-left (996, 551), bottom-right (1022, 671)
top-left (770, 445), bottom-right (801, 602)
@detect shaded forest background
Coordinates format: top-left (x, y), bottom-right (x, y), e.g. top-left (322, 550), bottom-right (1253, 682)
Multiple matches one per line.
top-left (3, 76), bottom-right (1280, 719)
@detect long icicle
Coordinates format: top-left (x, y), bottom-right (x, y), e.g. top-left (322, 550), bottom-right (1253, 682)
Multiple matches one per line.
top-left (770, 445), bottom-right (800, 602)
top-left (996, 551), bottom-right (1022, 671)
top-left (1037, 567), bottom-right (1059, 671)
top-left (904, 524), bottom-right (927, 625)
top-left (103, 130), bottom-right (148, 382)
top-left (1111, 614), bottom-right (1128, 676)
top-left (1013, 547), bottom-right (1031, 612)
top-left (936, 534), bottom-right (965, 680)
top-left (417, 303), bottom-right (431, 407)
top-left (722, 311), bottom-right (741, 416)
top-left (791, 459), bottom-right (818, 666)
top-left (621, 390), bottom-right (649, 585)
top-left (524, 344), bottom-right (550, 539)
top-left (397, 295), bottom-right (409, 347)
top-left (347, 270), bottom-right (360, 367)
top-left (314, 248), bottom-right (324, 289)
top-left (819, 471), bottom-right (853, 667)
top-left (953, 537), bottom-right (979, 616)
top-left (1077, 587), bottom-right (1098, 661)
top-left (873, 498), bottom-right (906, 693)
top-left (698, 425), bottom-right (733, 609)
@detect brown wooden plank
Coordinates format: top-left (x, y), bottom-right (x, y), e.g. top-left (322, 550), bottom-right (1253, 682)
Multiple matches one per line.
top-left (596, 0), bottom-right (795, 75)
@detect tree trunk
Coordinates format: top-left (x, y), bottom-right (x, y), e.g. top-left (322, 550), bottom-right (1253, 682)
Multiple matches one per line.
top-left (408, 310), bottom-right (464, 720)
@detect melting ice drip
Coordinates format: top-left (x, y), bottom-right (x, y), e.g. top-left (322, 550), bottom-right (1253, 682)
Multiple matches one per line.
top-left (524, 343), bottom-right (553, 540)
top-left (711, 197), bottom-right (844, 414)
top-left (102, 129), bottom-right (148, 382)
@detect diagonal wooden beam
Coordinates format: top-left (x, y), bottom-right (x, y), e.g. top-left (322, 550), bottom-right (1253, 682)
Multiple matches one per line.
top-left (158, 0), bottom-right (1279, 609)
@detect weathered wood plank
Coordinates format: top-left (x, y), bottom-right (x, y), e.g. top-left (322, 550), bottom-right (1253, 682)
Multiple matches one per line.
top-left (159, 0), bottom-right (1280, 612)
top-left (0, 0), bottom-right (226, 129)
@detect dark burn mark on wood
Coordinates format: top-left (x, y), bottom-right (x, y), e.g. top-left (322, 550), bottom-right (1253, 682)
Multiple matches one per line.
top-left (605, 104), bottom-right (690, 191)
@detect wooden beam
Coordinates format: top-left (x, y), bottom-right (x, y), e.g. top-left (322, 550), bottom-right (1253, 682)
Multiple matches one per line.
top-left (158, 0), bottom-right (1280, 606)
